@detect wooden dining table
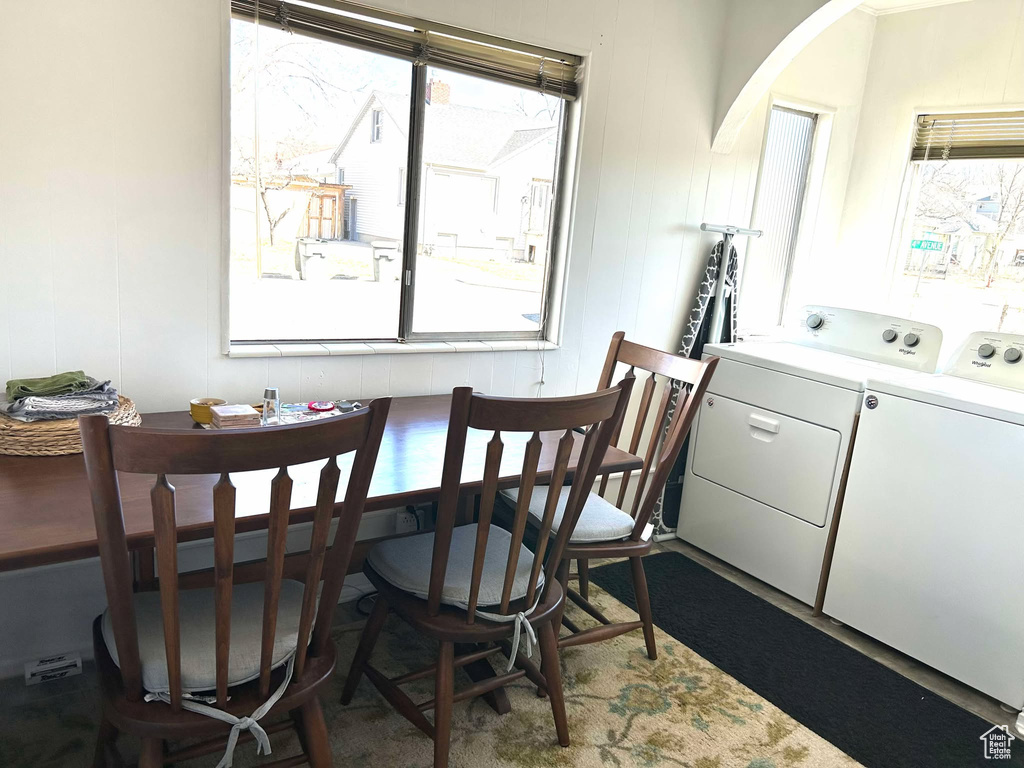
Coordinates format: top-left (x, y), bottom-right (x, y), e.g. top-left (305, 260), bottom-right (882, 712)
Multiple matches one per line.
top-left (0, 393), bottom-right (643, 573)
top-left (0, 393), bottom-right (642, 716)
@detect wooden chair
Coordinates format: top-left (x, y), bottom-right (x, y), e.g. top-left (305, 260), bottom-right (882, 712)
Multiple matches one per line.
top-left (340, 382), bottom-right (632, 768)
top-left (80, 398), bottom-right (390, 768)
top-left (501, 333), bottom-right (718, 659)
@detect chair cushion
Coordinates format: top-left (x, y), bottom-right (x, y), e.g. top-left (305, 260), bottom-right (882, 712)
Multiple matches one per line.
top-left (500, 485), bottom-right (636, 543)
top-left (102, 579), bottom-right (305, 694)
top-left (366, 524), bottom-right (541, 609)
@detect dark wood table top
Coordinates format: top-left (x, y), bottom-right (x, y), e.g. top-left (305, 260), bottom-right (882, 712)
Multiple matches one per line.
top-left (0, 394), bottom-right (642, 572)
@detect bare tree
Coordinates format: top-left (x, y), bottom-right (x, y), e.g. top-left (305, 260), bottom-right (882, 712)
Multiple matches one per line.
top-left (915, 162), bottom-right (974, 224)
top-left (914, 160), bottom-right (1024, 284)
top-left (510, 91), bottom-right (562, 122)
top-left (259, 175), bottom-right (296, 248)
top-left (981, 163), bottom-right (1024, 286)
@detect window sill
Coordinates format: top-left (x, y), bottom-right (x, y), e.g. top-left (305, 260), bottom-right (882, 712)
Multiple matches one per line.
top-left (227, 340), bottom-right (559, 358)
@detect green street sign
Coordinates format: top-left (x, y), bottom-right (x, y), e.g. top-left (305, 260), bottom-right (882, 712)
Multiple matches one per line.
top-left (911, 239), bottom-right (944, 251)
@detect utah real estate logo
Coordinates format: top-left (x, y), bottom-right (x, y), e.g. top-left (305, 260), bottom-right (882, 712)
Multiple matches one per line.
top-left (980, 725), bottom-right (1015, 760)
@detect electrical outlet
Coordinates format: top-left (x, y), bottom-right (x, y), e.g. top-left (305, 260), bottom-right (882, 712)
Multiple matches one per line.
top-left (394, 509), bottom-right (419, 534)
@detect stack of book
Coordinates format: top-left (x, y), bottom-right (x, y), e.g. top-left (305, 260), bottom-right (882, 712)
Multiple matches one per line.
top-left (210, 404), bottom-right (261, 429)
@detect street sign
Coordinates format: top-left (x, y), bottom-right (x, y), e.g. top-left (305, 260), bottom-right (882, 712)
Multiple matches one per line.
top-left (911, 239), bottom-right (944, 251)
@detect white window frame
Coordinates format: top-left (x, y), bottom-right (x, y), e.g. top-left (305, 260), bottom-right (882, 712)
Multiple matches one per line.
top-left (884, 102), bottom-right (1024, 308)
top-left (741, 94), bottom-right (834, 333)
top-left (370, 109), bottom-right (383, 143)
top-left (221, 2), bottom-right (583, 352)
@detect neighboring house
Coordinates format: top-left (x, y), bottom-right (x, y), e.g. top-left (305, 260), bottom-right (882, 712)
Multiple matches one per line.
top-left (974, 194), bottom-right (1001, 221)
top-left (908, 214), bottom-right (1024, 278)
top-left (329, 80), bottom-right (558, 263)
top-left (330, 92), bottom-right (411, 246)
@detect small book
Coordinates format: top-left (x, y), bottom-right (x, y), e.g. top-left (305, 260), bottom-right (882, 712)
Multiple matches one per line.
top-left (210, 403), bottom-right (260, 428)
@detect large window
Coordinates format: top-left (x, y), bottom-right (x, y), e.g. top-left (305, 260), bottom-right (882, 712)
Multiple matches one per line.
top-left (228, 1), bottom-right (580, 344)
top-left (890, 112), bottom-right (1024, 344)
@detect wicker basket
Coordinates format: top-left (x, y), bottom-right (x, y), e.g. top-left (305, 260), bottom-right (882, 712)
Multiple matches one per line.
top-left (0, 396), bottom-right (142, 457)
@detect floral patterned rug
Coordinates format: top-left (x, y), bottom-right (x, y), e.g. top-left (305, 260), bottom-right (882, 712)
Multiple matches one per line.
top-left (0, 585), bottom-right (858, 768)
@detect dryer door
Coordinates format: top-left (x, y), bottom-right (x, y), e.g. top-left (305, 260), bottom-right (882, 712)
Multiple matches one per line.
top-left (691, 395), bottom-right (841, 526)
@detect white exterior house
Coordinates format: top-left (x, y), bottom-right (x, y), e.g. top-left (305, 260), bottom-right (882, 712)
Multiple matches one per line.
top-left (330, 84), bottom-right (558, 263)
top-left (330, 92), bottom-right (411, 246)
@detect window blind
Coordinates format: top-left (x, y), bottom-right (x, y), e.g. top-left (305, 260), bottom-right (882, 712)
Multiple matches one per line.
top-left (230, 0), bottom-right (582, 99)
top-left (912, 111), bottom-right (1024, 161)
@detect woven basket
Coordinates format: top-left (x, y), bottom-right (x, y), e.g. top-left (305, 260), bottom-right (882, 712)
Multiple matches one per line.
top-left (0, 396), bottom-right (142, 457)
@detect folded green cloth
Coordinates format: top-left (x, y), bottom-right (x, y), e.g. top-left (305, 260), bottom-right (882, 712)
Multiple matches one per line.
top-left (6, 370), bottom-right (91, 401)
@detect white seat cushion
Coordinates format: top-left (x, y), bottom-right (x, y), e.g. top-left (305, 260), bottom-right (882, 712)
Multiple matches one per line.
top-left (102, 579), bottom-right (305, 694)
top-left (367, 524), bottom-right (541, 609)
top-left (500, 485), bottom-right (635, 543)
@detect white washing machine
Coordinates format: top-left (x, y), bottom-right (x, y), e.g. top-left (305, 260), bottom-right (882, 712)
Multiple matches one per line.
top-left (677, 306), bottom-right (943, 606)
top-left (824, 331), bottom-right (1024, 715)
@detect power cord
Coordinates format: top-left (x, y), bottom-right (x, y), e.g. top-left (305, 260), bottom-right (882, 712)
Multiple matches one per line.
top-left (356, 592), bottom-right (378, 616)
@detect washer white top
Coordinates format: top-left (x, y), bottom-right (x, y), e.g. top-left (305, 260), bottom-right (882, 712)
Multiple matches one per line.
top-left (865, 330), bottom-right (1024, 426)
top-left (866, 373), bottom-right (1024, 426)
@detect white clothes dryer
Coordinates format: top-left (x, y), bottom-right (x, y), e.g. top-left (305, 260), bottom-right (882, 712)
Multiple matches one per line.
top-left (677, 306), bottom-right (943, 606)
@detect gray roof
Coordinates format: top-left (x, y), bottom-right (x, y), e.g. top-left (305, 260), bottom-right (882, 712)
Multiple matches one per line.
top-left (331, 90), bottom-right (555, 171)
top-left (491, 126), bottom-right (556, 165)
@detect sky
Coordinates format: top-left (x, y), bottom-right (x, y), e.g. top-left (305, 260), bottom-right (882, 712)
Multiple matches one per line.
top-left (231, 18), bottom-right (562, 162)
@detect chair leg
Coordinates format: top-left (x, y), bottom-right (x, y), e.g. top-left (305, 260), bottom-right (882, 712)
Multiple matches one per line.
top-left (92, 716), bottom-right (118, 768)
top-left (554, 559), bottom-right (570, 638)
top-left (577, 558), bottom-right (590, 601)
top-left (341, 594), bottom-right (389, 704)
top-left (434, 640), bottom-right (455, 768)
top-left (299, 697), bottom-right (332, 768)
top-left (138, 737), bottom-right (163, 768)
top-left (538, 621), bottom-right (570, 747)
top-left (630, 556), bottom-right (657, 660)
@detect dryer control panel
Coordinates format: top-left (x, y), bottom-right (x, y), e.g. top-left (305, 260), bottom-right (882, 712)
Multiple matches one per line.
top-left (944, 331), bottom-right (1024, 390)
top-left (787, 306), bottom-right (943, 373)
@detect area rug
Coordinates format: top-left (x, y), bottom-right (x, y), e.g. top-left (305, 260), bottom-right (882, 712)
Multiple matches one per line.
top-left (0, 585), bottom-right (857, 768)
top-left (591, 552), bottom-right (1023, 768)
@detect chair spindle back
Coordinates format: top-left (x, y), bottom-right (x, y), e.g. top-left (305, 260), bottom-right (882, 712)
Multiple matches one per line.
top-left (427, 382), bottom-right (633, 620)
top-left (595, 333), bottom-right (719, 538)
top-left (80, 398), bottom-right (390, 710)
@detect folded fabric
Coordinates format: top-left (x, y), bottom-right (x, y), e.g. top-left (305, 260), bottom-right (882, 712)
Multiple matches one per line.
top-left (0, 379), bottom-right (119, 422)
top-left (6, 370), bottom-right (91, 401)
top-left (0, 394), bottom-right (119, 422)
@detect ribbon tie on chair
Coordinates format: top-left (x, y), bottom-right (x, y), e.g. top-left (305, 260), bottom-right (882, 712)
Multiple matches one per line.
top-left (475, 593), bottom-right (542, 672)
top-left (504, 611), bottom-right (538, 672)
top-left (143, 653), bottom-right (295, 768)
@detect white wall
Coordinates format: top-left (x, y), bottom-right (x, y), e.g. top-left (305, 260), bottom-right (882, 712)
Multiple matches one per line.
top-left (713, 0), bottom-right (832, 147)
top-left (832, 0), bottom-right (1024, 308)
top-left (733, 8), bottom-right (877, 321)
top-left (0, 0), bottom-right (760, 677)
top-left (0, 0), bottom-right (754, 415)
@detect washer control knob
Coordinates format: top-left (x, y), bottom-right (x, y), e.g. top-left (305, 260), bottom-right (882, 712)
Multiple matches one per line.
top-left (903, 333), bottom-right (920, 347)
top-left (1005, 347), bottom-right (1022, 364)
top-left (807, 313), bottom-right (824, 330)
top-left (882, 329), bottom-right (898, 343)
top-left (978, 343), bottom-right (997, 359)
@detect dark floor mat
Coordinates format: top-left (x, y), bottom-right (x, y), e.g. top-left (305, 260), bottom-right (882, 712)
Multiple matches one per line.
top-left (591, 551), bottom-right (1022, 768)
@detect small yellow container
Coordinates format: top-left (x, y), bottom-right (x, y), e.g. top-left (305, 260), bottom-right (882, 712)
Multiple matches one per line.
top-left (190, 397), bottom-right (227, 424)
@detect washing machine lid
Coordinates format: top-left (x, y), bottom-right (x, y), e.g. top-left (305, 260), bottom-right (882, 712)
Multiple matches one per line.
top-left (866, 374), bottom-right (1024, 426)
top-left (705, 341), bottom-right (912, 392)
